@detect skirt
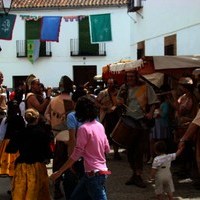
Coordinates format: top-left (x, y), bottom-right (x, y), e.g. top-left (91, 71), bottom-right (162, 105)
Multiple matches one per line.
top-left (0, 139), bottom-right (19, 177)
top-left (12, 162), bottom-right (51, 200)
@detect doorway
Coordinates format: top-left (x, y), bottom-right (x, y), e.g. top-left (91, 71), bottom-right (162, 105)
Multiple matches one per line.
top-left (73, 65), bottom-right (97, 88)
top-left (12, 75), bottom-right (28, 89)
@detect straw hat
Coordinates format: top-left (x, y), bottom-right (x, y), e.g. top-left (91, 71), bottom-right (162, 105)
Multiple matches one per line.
top-left (26, 74), bottom-right (38, 90)
top-left (178, 77), bottom-right (193, 85)
top-left (192, 68), bottom-right (200, 78)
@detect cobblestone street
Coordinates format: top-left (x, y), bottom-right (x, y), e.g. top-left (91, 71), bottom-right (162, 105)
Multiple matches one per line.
top-left (106, 149), bottom-right (200, 200)
top-left (0, 148), bottom-right (200, 200)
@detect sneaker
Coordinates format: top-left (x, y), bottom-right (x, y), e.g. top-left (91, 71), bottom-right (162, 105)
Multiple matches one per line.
top-left (133, 175), bottom-right (147, 188)
top-left (125, 175), bottom-right (146, 188)
top-left (125, 176), bottom-right (135, 185)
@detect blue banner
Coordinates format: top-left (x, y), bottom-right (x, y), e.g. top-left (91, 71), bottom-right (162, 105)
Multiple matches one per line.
top-left (40, 16), bottom-right (62, 42)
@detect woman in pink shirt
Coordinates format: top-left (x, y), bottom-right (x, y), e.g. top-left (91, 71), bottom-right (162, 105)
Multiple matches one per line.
top-left (50, 95), bottom-right (111, 200)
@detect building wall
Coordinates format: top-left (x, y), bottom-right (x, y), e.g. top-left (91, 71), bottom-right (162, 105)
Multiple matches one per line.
top-left (130, 0), bottom-right (200, 57)
top-left (0, 6), bottom-right (131, 88)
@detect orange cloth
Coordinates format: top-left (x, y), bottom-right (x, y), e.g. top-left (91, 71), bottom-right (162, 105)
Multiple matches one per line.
top-left (12, 162), bottom-right (51, 200)
top-left (0, 139), bottom-right (19, 177)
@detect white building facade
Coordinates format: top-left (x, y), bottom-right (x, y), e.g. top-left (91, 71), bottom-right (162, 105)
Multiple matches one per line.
top-left (129, 0), bottom-right (200, 57)
top-left (0, 4), bottom-right (131, 88)
top-left (1, 0), bottom-right (200, 88)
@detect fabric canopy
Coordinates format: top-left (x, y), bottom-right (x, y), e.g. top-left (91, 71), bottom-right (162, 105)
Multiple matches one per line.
top-left (142, 72), bottom-right (164, 88)
top-left (153, 56), bottom-right (200, 70)
top-left (109, 59), bottom-right (144, 72)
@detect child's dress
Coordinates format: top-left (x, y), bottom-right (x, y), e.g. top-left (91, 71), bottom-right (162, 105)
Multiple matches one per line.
top-left (6, 124), bottom-right (52, 200)
top-left (152, 153), bottom-right (176, 195)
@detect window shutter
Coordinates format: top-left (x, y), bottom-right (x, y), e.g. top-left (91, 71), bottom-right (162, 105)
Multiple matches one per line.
top-left (25, 20), bottom-right (46, 56)
top-left (79, 17), bottom-right (99, 55)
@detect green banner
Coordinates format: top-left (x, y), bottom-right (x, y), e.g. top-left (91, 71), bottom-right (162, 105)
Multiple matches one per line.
top-left (0, 14), bottom-right (16, 40)
top-left (89, 13), bottom-right (112, 43)
top-left (27, 40), bottom-right (40, 64)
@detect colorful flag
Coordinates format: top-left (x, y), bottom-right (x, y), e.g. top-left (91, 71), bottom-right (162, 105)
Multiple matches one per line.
top-left (27, 40), bottom-right (40, 64)
top-left (40, 16), bottom-right (62, 42)
top-left (89, 13), bottom-right (112, 43)
top-left (0, 14), bottom-right (16, 40)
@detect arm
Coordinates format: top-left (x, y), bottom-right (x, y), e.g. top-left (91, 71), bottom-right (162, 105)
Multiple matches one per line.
top-left (146, 104), bottom-right (156, 119)
top-left (66, 113), bottom-right (77, 156)
top-left (67, 128), bottom-right (76, 156)
top-left (149, 168), bottom-right (157, 181)
top-left (178, 122), bottom-right (199, 150)
top-left (44, 103), bottom-right (51, 124)
top-left (27, 95), bottom-right (50, 113)
top-left (146, 85), bottom-right (158, 119)
top-left (50, 157), bottom-right (75, 181)
top-left (0, 118), bottom-right (7, 141)
top-left (50, 126), bottom-right (87, 181)
top-left (176, 147), bottom-right (184, 157)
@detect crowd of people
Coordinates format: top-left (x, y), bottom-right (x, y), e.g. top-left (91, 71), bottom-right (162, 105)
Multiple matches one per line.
top-left (0, 68), bottom-right (200, 200)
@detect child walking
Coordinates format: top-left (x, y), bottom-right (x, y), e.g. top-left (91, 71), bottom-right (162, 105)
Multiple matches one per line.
top-left (6, 108), bottom-right (53, 200)
top-left (149, 141), bottom-right (182, 200)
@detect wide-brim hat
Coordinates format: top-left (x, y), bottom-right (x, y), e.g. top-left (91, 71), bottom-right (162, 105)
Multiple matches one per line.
top-left (192, 68), bottom-right (200, 78)
top-left (178, 77), bottom-right (193, 85)
top-left (26, 74), bottom-right (38, 90)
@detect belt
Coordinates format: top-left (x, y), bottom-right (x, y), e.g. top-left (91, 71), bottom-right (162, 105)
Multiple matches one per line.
top-left (86, 170), bottom-right (111, 177)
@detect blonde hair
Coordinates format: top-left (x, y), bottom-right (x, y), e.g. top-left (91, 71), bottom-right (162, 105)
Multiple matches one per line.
top-left (25, 108), bottom-right (39, 123)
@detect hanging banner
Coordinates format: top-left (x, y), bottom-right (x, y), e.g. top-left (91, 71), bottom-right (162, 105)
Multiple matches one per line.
top-left (89, 13), bottom-right (112, 43)
top-left (0, 14), bottom-right (16, 40)
top-left (27, 40), bottom-right (40, 64)
top-left (20, 15), bottom-right (41, 21)
top-left (40, 16), bottom-right (62, 42)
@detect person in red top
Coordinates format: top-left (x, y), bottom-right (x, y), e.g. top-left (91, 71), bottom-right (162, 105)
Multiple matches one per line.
top-left (50, 96), bottom-right (111, 200)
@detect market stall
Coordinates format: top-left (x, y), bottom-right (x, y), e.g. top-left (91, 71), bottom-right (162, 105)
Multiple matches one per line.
top-left (101, 56), bottom-right (200, 91)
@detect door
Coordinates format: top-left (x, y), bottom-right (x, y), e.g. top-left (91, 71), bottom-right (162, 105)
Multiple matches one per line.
top-left (12, 76), bottom-right (28, 89)
top-left (73, 65), bottom-right (97, 88)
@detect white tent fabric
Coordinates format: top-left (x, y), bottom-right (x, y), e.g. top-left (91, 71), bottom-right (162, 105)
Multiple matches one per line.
top-left (142, 72), bottom-right (164, 88)
top-left (153, 56), bottom-right (200, 70)
top-left (109, 59), bottom-right (144, 72)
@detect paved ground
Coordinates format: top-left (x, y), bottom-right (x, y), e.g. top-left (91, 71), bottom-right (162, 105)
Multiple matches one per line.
top-left (0, 148), bottom-right (200, 200)
top-left (106, 149), bottom-right (200, 200)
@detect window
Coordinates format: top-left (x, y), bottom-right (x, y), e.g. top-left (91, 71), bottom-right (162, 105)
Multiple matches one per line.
top-left (137, 41), bottom-right (145, 59)
top-left (128, 0), bottom-right (143, 12)
top-left (164, 34), bottom-right (176, 55)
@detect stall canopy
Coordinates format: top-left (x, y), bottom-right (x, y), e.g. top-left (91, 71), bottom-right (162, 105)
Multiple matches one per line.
top-left (153, 55), bottom-right (200, 70)
top-left (109, 59), bottom-right (144, 72)
top-left (102, 56), bottom-right (200, 89)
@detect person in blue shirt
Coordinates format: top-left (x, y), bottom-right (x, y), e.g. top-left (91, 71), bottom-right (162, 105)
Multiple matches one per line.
top-left (62, 86), bottom-right (89, 200)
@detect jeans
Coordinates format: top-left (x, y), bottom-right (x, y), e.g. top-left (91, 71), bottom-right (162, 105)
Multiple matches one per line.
top-left (63, 160), bottom-right (84, 200)
top-left (70, 173), bottom-right (108, 200)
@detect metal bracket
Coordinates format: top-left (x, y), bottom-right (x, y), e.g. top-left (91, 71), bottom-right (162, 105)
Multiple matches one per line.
top-left (136, 11), bottom-right (144, 19)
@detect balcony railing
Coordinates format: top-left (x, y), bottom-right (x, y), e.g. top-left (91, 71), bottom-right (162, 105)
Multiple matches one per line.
top-left (16, 40), bottom-right (52, 57)
top-left (70, 39), bottom-right (106, 56)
